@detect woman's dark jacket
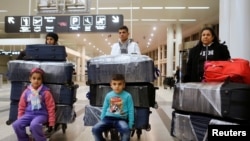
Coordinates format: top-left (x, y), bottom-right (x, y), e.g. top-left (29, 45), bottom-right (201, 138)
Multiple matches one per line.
top-left (184, 42), bottom-right (231, 82)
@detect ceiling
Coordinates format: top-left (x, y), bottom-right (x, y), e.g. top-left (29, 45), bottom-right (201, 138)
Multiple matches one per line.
top-left (0, 0), bottom-right (219, 58)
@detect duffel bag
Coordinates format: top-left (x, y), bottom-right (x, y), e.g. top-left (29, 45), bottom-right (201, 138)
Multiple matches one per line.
top-left (203, 58), bottom-right (250, 84)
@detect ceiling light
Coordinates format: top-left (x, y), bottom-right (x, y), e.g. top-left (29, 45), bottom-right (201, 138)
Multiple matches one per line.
top-left (141, 19), bottom-right (158, 21)
top-left (0, 10), bottom-right (8, 12)
top-left (165, 7), bottom-right (186, 9)
top-left (119, 7), bottom-right (140, 10)
top-left (188, 7), bottom-right (209, 9)
top-left (153, 27), bottom-right (156, 31)
top-left (151, 33), bottom-right (154, 37)
top-left (98, 7), bottom-right (118, 10)
top-left (179, 19), bottom-right (196, 21)
top-left (160, 19), bottom-right (177, 21)
top-left (142, 7), bottom-right (163, 10)
top-left (124, 19), bottom-right (139, 22)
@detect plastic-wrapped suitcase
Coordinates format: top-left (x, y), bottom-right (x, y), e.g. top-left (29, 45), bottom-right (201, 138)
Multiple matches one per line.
top-left (46, 84), bottom-right (78, 105)
top-left (171, 111), bottom-right (237, 141)
top-left (83, 105), bottom-right (102, 126)
top-left (56, 104), bottom-right (76, 124)
top-left (6, 100), bottom-right (19, 125)
top-left (87, 54), bottom-right (154, 84)
top-left (7, 60), bottom-right (74, 84)
top-left (10, 81), bottom-right (29, 101)
top-left (172, 82), bottom-right (250, 121)
top-left (40, 61), bottom-right (74, 84)
top-left (7, 60), bottom-right (40, 82)
top-left (89, 83), bottom-right (156, 107)
top-left (24, 44), bottom-right (67, 61)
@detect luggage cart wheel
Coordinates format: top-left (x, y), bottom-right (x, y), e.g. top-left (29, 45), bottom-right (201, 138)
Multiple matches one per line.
top-left (62, 124), bottom-right (67, 134)
top-left (6, 120), bottom-right (12, 125)
top-left (154, 102), bottom-right (158, 109)
top-left (146, 124), bottom-right (151, 131)
top-left (136, 129), bottom-right (142, 139)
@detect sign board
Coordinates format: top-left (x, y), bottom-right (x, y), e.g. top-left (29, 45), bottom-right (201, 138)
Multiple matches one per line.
top-left (5, 15), bottom-right (123, 33)
top-left (36, 0), bottom-right (91, 14)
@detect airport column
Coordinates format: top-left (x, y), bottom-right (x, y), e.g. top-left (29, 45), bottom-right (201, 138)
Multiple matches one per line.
top-left (175, 23), bottom-right (182, 68)
top-left (81, 45), bottom-right (86, 83)
top-left (166, 24), bottom-right (174, 77)
top-left (76, 56), bottom-right (81, 82)
top-left (219, 0), bottom-right (250, 60)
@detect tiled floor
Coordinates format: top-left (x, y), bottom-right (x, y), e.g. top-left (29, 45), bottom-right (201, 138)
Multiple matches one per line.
top-left (0, 82), bottom-right (178, 141)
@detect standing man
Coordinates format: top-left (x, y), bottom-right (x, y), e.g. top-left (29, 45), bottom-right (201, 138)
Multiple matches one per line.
top-left (111, 25), bottom-right (141, 55)
top-left (174, 66), bottom-right (180, 83)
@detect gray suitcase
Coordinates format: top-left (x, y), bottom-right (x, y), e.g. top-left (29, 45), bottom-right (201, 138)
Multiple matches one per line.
top-left (7, 60), bottom-right (74, 84)
top-left (87, 54), bottom-right (155, 84)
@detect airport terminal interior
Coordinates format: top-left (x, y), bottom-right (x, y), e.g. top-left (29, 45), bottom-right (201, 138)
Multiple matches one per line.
top-left (1, 0), bottom-right (250, 141)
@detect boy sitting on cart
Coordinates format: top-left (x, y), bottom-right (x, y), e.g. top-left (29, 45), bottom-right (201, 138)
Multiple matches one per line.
top-left (92, 74), bottom-right (134, 141)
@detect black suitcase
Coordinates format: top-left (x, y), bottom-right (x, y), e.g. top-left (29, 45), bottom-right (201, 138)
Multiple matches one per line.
top-left (134, 107), bottom-right (151, 130)
top-left (24, 44), bottom-right (67, 61)
top-left (10, 81), bottom-right (29, 101)
top-left (87, 54), bottom-right (155, 84)
top-left (46, 84), bottom-right (78, 105)
top-left (89, 83), bottom-right (156, 108)
top-left (56, 105), bottom-right (76, 124)
top-left (6, 100), bottom-right (19, 125)
top-left (172, 82), bottom-right (250, 121)
top-left (220, 82), bottom-right (250, 121)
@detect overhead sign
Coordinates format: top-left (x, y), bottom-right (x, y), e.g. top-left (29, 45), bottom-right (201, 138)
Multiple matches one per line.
top-left (5, 15), bottom-right (123, 33)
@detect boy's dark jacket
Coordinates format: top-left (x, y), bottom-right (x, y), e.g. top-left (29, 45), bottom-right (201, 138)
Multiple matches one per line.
top-left (184, 42), bottom-right (231, 82)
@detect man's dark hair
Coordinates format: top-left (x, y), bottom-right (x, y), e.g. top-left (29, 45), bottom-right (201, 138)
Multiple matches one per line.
top-left (111, 74), bottom-right (125, 82)
top-left (119, 25), bottom-right (129, 32)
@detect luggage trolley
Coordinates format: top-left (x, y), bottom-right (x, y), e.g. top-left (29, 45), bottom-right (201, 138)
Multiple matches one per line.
top-left (85, 54), bottom-right (159, 140)
top-left (6, 57), bottom-right (79, 140)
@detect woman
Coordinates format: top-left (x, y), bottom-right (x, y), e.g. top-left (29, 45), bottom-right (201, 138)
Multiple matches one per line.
top-left (184, 27), bottom-right (231, 82)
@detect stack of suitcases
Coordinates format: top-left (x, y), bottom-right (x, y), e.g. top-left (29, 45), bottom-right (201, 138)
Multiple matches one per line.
top-left (83, 54), bottom-right (158, 138)
top-left (6, 44), bottom-right (78, 132)
top-left (171, 79), bottom-right (250, 140)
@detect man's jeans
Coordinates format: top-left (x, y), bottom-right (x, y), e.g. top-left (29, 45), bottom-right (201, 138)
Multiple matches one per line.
top-left (92, 116), bottom-right (130, 141)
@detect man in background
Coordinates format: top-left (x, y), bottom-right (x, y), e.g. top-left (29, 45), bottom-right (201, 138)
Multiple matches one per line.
top-left (111, 25), bottom-right (141, 55)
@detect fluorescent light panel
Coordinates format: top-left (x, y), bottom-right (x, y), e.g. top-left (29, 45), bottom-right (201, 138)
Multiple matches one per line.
top-left (124, 19), bottom-right (139, 22)
top-left (179, 19), bottom-right (196, 21)
top-left (165, 7), bottom-right (186, 9)
top-left (160, 19), bottom-right (177, 21)
top-left (188, 7), bottom-right (209, 9)
top-left (142, 7), bottom-right (163, 10)
top-left (119, 7), bottom-right (140, 10)
top-left (0, 10), bottom-right (8, 12)
top-left (141, 19), bottom-right (158, 21)
top-left (98, 7), bottom-right (118, 10)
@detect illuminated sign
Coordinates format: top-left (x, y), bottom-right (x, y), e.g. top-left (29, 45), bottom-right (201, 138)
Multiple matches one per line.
top-left (5, 15), bottom-right (123, 33)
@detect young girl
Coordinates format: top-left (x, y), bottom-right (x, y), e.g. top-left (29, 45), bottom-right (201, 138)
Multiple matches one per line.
top-left (12, 68), bottom-right (55, 141)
